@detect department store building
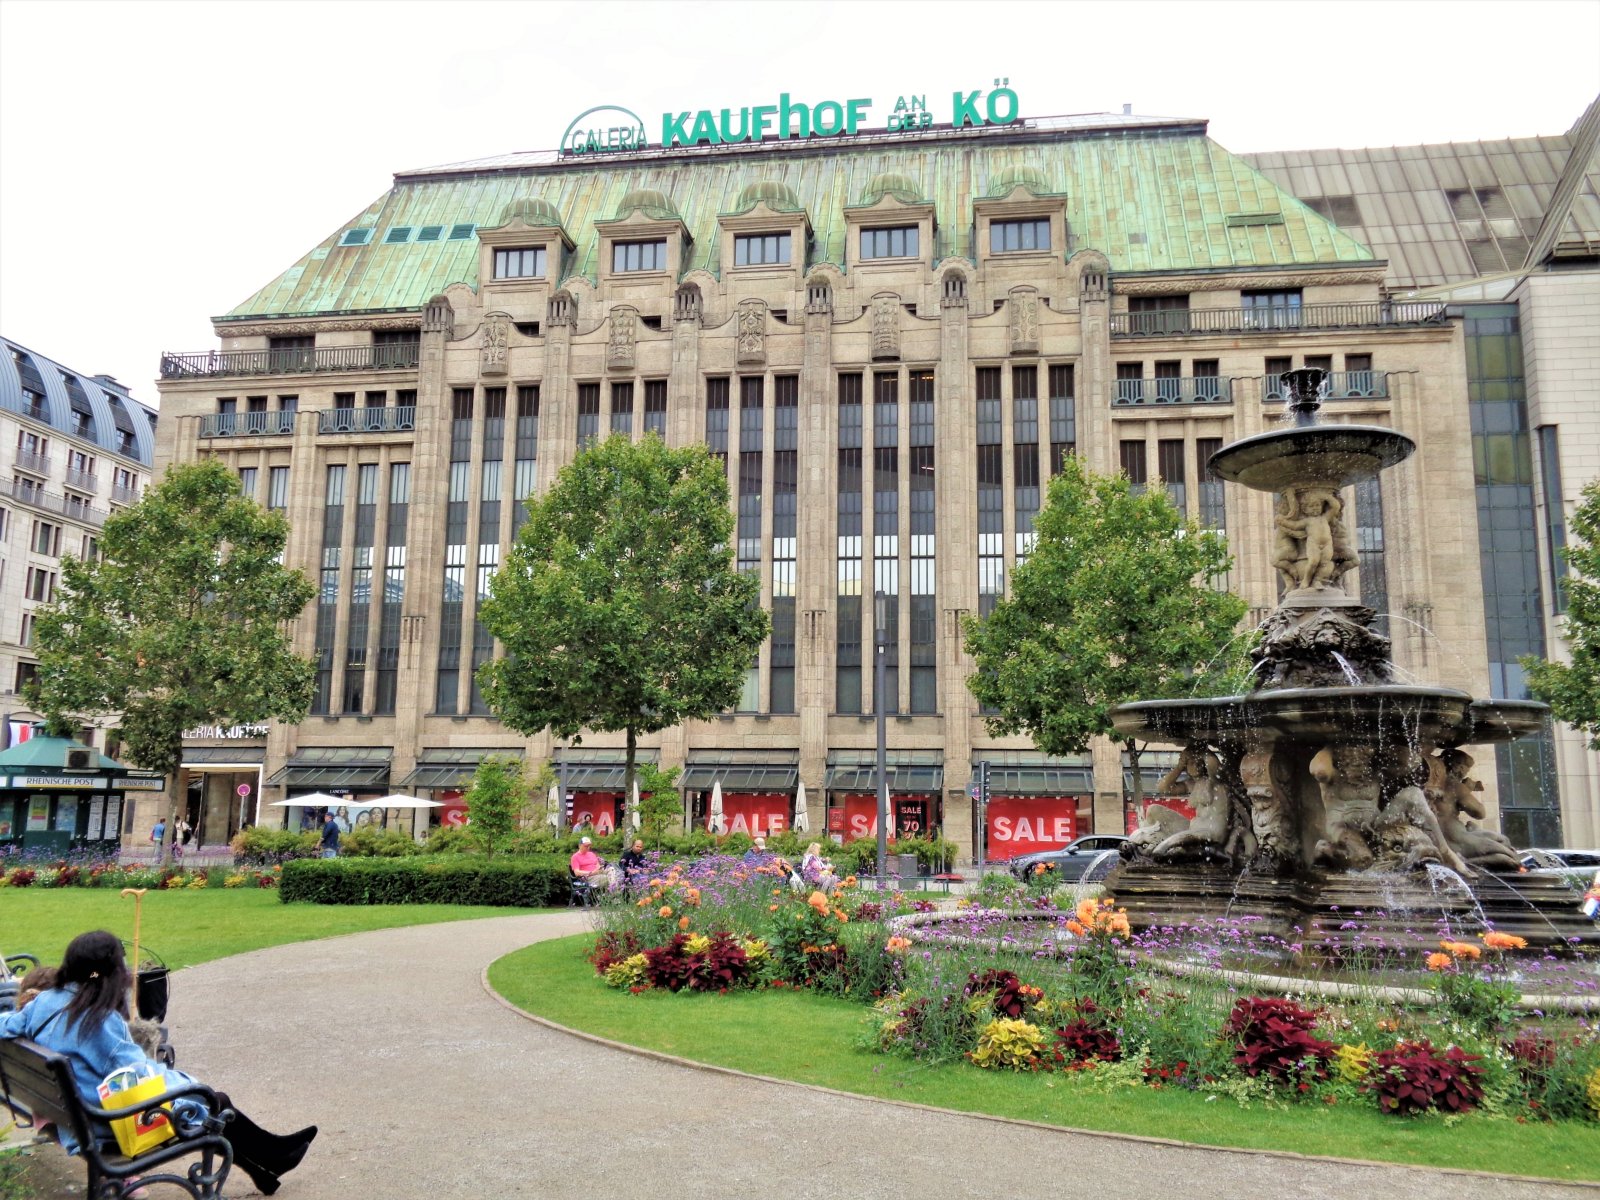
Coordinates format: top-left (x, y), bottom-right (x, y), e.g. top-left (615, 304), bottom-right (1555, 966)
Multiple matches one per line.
top-left (150, 91), bottom-right (1600, 858)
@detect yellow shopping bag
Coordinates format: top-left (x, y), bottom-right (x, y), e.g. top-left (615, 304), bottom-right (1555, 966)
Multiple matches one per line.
top-left (97, 1066), bottom-right (176, 1157)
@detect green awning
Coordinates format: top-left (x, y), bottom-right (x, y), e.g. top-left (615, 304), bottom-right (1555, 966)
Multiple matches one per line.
top-left (398, 748), bottom-right (522, 790)
top-left (824, 765), bottom-right (944, 794)
top-left (681, 759), bottom-right (798, 792)
top-left (266, 746), bottom-right (391, 790)
top-left (183, 746), bottom-right (265, 765)
top-left (982, 766), bottom-right (1094, 795)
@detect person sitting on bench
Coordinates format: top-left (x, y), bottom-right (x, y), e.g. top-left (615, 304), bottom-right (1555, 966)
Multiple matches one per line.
top-left (0, 931), bottom-right (317, 1195)
top-left (569, 836), bottom-right (608, 895)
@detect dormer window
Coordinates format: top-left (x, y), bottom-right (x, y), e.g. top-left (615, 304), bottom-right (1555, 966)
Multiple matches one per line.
top-left (990, 218), bottom-right (1050, 253)
top-left (493, 247), bottom-right (546, 279)
top-left (862, 226), bottom-right (918, 259)
top-left (734, 233), bottom-right (791, 266)
top-left (612, 239), bottom-right (667, 273)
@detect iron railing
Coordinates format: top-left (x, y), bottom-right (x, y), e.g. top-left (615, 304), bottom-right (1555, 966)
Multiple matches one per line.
top-left (317, 406), bottom-right (417, 434)
top-left (159, 343), bottom-right (420, 379)
top-left (14, 449), bottom-right (51, 475)
top-left (0, 477), bottom-right (107, 526)
top-left (1109, 300), bottom-right (1448, 337)
top-left (111, 484), bottom-right (141, 506)
top-left (198, 411), bottom-right (298, 438)
top-left (1263, 370), bottom-right (1389, 400)
top-left (66, 468), bottom-right (99, 492)
top-left (1113, 376), bottom-right (1234, 406)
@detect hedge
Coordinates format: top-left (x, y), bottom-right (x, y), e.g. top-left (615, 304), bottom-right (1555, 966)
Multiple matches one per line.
top-left (279, 856), bottom-right (569, 907)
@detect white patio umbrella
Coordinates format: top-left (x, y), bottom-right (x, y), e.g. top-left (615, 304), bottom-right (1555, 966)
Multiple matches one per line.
top-left (792, 781), bottom-right (810, 833)
top-left (707, 779), bottom-right (726, 834)
top-left (546, 783), bottom-right (560, 828)
top-left (267, 792), bottom-right (341, 807)
top-left (630, 779), bottom-right (642, 831)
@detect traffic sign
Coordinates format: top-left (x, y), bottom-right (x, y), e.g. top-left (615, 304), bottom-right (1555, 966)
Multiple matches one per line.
top-left (236, 783), bottom-right (252, 797)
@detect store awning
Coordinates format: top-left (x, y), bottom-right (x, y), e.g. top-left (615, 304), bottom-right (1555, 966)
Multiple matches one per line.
top-left (824, 764), bottom-right (944, 793)
top-left (982, 765), bottom-right (1094, 795)
top-left (184, 746), bottom-right (265, 765)
top-left (681, 753), bottom-right (799, 793)
top-left (398, 748), bottom-right (522, 790)
top-left (550, 750), bottom-right (658, 793)
top-left (266, 746), bottom-right (391, 790)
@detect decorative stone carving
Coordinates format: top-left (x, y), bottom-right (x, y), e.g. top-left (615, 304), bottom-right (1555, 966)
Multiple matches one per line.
top-left (480, 312), bottom-right (509, 375)
top-left (870, 295), bottom-right (899, 361)
top-left (1126, 802), bottom-right (1189, 859)
top-left (941, 271), bottom-right (967, 308)
top-left (421, 294), bottom-right (453, 335)
top-left (1115, 268), bottom-right (1388, 295)
top-left (1272, 486), bottom-right (1358, 592)
top-left (1427, 749), bottom-right (1522, 871)
top-left (806, 279), bottom-right (833, 315)
top-left (214, 316), bottom-right (421, 338)
top-left (548, 291), bottom-right (576, 328)
top-left (1150, 746), bottom-right (1233, 863)
top-left (1310, 744), bottom-right (1380, 871)
top-left (1008, 289), bottom-right (1039, 354)
top-left (736, 299), bottom-right (767, 365)
top-left (1241, 749), bottom-right (1296, 870)
top-left (608, 306), bottom-right (638, 370)
top-left (674, 283), bottom-right (702, 323)
top-left (1251, 605), bottom-right (1394, 690)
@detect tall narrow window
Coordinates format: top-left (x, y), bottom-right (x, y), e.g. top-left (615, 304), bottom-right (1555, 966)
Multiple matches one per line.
top-left (610, 382), bottom-right (634, 436)
top-left (643, 380), bottom-right (667, 438)
top-left (836, 374), bottom-right (864, 713)
top-left (312, 465), bottom-right (346, 715)
top-left (436, 389), bottom-right (472, 713)
top-left (1115, 361), bottom-right (1144, 405)
top-left (470, 389), bottom-right (505, 714)
top-left (238, 466), bottom-right (258, 501)
top-left (1013, 366), bottom-right (1039, 560)
top-left (576, 383), bottom-right (600, 447)
top-left (344, 462), bottom-right (379, 714)
top-left (908, 370), bottom-right (936, 714)
top-left (1537, 425), bottom-right (1569, 613)
top-left (873, 372), bottom-right (900, 714)
top-left (1158, 439), bottom-right (1186, 513)
top-left (513, 385), bottom-right (539, 532)
top-left (1196, 437), bottom-right (1228, 592)
top-left (1120, 440), bottom-right (1147, 492)
top-left (737, 378), bottom-right (764, 710)
top-left (1048, 364), bottom-right (1075, 473)
top-left (705, 378), bottom-right (729, 474)
top-left (770, 377), bottom-right (799, 713)
top-left (375, 463), bottom-right (409, 715)
top-left (268, 467), bottom-right (289, 512)
top-left (976, 367), bottom-right (1005, 621)
top-left (1355, 477), bottom-right (1388, 637)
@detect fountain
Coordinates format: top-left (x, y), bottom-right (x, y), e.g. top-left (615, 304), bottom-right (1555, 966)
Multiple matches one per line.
top-left (1107, 369), bottom-right (1595, 952)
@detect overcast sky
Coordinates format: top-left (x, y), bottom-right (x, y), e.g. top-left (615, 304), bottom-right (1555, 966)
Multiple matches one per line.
top-left (2, 0), bottom-right (1597, 403)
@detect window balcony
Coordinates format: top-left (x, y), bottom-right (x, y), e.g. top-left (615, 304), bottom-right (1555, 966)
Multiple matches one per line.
top-left (199, 411), bottom-right (297, 438)
top-left (14, 449), bottom-right (51, 476)
top-left (317, 406), bottom-right (417, 435)
top-left (0, 476), bottom-right (107, 526)
top-left (160, 342), bottom-right (420, 380)
top-left (1262, 371), bottom-right (1389, 400)
top-left (1113, 376), bottom-right (1233, 406)
top-left (111, 484), bottom-right (141, 505)
top-left (1109, 301), bottom-right (1447, 338)
top-left (66, 468), bottom-right (99, 492)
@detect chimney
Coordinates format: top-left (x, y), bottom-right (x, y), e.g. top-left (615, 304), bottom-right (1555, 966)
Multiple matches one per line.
top-left (1122, 103), bottom-right (1133, 116)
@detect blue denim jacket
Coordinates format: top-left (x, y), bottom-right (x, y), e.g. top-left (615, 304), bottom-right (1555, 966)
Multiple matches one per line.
top-left (0, 984), bottom-right (207, 1153)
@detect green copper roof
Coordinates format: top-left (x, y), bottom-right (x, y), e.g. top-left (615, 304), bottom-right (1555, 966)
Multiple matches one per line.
top-left (0, 734), bottom-right (123, 771)
top-left (224, 129), bottom-right (1377, 320)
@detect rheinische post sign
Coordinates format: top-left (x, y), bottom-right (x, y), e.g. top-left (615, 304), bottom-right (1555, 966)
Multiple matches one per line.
top-left (560, 80), bottom-right (1021, 156)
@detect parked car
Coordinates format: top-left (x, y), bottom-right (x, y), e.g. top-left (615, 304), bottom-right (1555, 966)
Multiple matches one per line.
top-left (1519, 848), bottom-right (1600, 871)
top-left (1007, 835), bottom-right (1128, 883)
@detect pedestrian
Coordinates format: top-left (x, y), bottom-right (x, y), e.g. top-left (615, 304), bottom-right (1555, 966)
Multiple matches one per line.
top-left (149, 818), bottom-right (166, 856)
top-left (320, 811), bottom-right (340, 859)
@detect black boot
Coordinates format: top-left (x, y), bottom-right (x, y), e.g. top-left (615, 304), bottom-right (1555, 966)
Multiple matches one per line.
top-left (215, 1101), bottom-right (316, 1194)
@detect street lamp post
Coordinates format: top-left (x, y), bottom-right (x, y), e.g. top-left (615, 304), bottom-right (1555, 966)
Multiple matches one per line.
top-left (875, 590), bottom-right (889, 891)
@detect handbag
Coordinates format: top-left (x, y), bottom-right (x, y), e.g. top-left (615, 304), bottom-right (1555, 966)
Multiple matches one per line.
top-left (97, 1064), bottom-right (177, 1157)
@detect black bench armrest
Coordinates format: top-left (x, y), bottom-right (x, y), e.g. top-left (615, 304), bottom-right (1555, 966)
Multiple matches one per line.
top-left (88, 1079), bottom-right (223, 1126)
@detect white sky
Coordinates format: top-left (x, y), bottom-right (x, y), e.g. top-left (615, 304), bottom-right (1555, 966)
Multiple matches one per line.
top-left (2, 0), bottom-right (1597, 403)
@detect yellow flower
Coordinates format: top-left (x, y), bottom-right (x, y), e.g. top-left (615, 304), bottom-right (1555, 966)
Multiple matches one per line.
top-left (1481, 931), bottom-right (1527, 951)
top-left (1334, 1043), bottom-right (1373, 1082)
top-left (1586, 1066), bottom-right (1600, 1120)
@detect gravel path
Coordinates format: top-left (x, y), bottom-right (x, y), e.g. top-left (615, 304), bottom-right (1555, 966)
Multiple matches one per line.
top-left (17, 912), bottom-right (1596, 1198)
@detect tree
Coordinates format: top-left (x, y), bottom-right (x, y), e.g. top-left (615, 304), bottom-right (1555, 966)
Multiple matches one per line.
top-left (28, 460), bottom-right (316, 863)
top-left (1526, 478), bottom-right (1600, 747)
top-left (464, 755), bottom-right (528, 857)
top-left (479, 434), bottom-right (769, 805)
top-left (524, 759), bottom-right (559, 829)
top-left (962, 455), bottom-right (1249, 809)
top-left (635, 762), bottom-right (684, 848)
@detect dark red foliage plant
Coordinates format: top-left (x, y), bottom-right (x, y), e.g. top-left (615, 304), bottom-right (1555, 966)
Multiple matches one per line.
top-left (688, 933), bottom-right (750, 992)
top-left (588, 929), bottom-right (642, 976)
top-left (1365, 1040), bottom-right (1485, 1115)
top-left (966, 969), bottom-right (1029, 1018)
top-left (1052, 999), bottom-right (1122, 1067)
top-left (1222, 997), bottom-right (1335, 1081)
top-left (642, 936), bottom-right (697, 992)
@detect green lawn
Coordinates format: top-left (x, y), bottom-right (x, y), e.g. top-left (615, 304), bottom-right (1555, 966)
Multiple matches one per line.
top-left (489, 935), bottom-right (1600, 1182)
top-left (4, 888), bottom-right (545, 970)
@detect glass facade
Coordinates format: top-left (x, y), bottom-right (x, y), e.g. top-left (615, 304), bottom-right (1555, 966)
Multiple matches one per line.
top-left (908, 370), bottom-right (936, 714)
top-left (1012, 366), bottom-right (1039, 560)
top-left (311, 465), bottom-right (344, 714)
top-left (836, 374), bottom-right (864, 713)
top-left (770, 377), bottom-right (799, 713)
top-left (436, 389), bottom-right (472, 713)
top-left (469, 388), bottom-right (504, 714)
top-left (375, 463), bottom-right (409, 716)
top-left (344, 463), bottom-right (378, 713)
top-left (736, 377), bottom-right (764, 710)
top-left (873, 372), bottom-right (900, 713)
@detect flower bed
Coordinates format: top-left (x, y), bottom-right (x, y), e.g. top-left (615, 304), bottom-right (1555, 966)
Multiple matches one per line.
top-left (0, 861), bottom-right (279, 890)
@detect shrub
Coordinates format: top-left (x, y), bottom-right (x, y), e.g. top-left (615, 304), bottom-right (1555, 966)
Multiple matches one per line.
top-left (339, 825), bottom-right (425, 858)
top-left (966, 969), bottom-right (1040, 1020)
top-left (971, 1017), bottom-right (1048, 1070)
top-left (5, 867), bottom-right (37, 887)
top-left (1366, 1040), bottom-right (1485, 1115)
top-left (1051, 999), bottom-right (1122, 1067)
top-left (1223, 997), bottom-right (1335, 1082)
top-left (278, 855), bottom-right (568, 906)
top-left (642, 936), bottom-right (697, 992)
top-left (231, 827), bottom-right (319, 865)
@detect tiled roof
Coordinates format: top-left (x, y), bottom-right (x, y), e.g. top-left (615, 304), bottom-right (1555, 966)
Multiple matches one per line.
top-left (224, 115), bottom-right (1376, 321)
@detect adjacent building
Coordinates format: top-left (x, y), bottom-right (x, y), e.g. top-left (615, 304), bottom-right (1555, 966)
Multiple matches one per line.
top-left (149, 98), bottom-right (1584, 859)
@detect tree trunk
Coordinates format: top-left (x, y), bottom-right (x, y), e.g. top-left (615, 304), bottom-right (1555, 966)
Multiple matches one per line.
top-left (623, 727), bottom-right (637, 840)
top-left (1125, 739), bottom-right (1145, 816)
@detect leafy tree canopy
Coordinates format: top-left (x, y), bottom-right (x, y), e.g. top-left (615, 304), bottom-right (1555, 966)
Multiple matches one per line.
top-left (479, 434), bottom-right (769, 798)
top-left (28, 460), bottom-right (317, 856)
top-left (963, 455), bottom-right (1249, 792)
top-left (635, 762), bottom-right (684, 847)
top-left (1526, 478), bottom-right (1600, 747)
top-left (465, 755), bottom-right (528, 857)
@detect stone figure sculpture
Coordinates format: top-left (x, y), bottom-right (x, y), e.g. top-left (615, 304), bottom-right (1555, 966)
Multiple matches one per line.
top-left (1271, 486), bottom-right (1359, 592)
top-left (1427, 748), bottom-right (1522, 871)
top-left (1125, 802), bottom-right (1190, 858)
top-left (1240, 749), bottom-right (1296, 869)
top-left (1310, 744), bottom-right (1380, 871)
top-left (1149, 746), bottom-right (1232, 862)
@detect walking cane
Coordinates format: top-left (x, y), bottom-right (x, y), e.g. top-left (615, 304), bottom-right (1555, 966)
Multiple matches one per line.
top-left (121, 887), bottom-right (148, 1014)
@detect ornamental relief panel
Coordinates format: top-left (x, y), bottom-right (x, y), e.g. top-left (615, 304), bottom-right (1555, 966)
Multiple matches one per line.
top-left (736, 299), bottom-right (767, 365)
top-left (870, 294), bottom-right (900, 361)
top-left (1008, 288), bottom-right (1039, 354)
top-left (480, 311), bottom-right (510, 375)
top-left (608, 305), bottom-right (638, 370)
top-left (1114, 269), bottom-right (1386, 295)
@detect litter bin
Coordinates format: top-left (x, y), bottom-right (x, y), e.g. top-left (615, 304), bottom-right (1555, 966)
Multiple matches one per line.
top-left (895, 853), bottom-right (920, 888)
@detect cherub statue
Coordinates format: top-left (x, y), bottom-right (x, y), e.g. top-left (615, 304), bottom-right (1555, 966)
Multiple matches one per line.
top-left (1151, 746), bottom-right (1232, 863)
top-left (1310, 744), bottom-right (1379, 870)
top-left (1426, 748), bottom-right (1522, 872)
top-left (1272, 491), bottom-right (1305, 590)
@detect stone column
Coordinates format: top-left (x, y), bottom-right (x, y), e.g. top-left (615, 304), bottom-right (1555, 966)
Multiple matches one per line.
top-left (937, 285), bottom-right (976, 863)
top-left (797, 289), bottom-right (835, 814)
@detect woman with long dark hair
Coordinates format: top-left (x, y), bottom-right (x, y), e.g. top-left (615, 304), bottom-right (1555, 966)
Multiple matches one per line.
top-left (0, 930), bottom-right (317, 1194)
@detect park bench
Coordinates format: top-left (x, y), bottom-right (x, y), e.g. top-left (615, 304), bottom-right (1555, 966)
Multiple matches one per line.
top-left (930, 873), bottom-right (966, 894)
top-left (0, 1036), bottom-right (233, 1199)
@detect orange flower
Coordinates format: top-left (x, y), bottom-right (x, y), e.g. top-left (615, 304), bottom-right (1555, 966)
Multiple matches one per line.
top-left (1425, 952), bottom-right (1453, 971)
top-left (807, 890), bottom-right (830, 913)
top-left (678, 916), bottom-right (690, 930)
top-left (1440, 940), bottom-right (1482, 960)
top-left (842, 875), bottom-right (858, 888)
top-left (658, 906), bottom-right (673, 918)
top-left (1075, 898), bottom-right (1099, 925)
top-left (834, 910), bottom-right (847, 922)
top-left (1066, 919), bottom-right (1088, 937)
top-left (769, 904), bottom-right (779, 912)
top-left (1482, 931), bottom-right (1527, 951)
top-left (885, 936), bottom-right (912, 953)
